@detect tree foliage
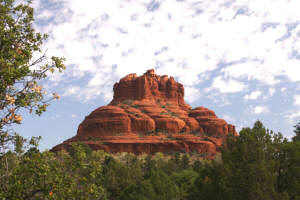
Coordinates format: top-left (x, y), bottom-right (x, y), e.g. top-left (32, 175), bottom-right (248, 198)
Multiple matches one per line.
top-left (293, 121), bottom-right (300, 142)
top-left (220, 121), bottom-right (285, 200)
top-left (0, 121), bottom-right (299, 199)
top-left (0, 0), bottom-right (66, 197)
top-left (0, 0), bottom-right (65, 141)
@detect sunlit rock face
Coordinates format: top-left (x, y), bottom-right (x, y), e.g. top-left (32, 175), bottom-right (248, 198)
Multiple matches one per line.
top-left (52, 69), bottom-right (238, 159)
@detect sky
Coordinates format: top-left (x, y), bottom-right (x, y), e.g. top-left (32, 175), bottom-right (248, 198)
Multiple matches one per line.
top-left (13, 0), bottom-right (300, 151)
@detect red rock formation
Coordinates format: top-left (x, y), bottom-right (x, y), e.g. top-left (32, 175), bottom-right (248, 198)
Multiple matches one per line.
top-left (52, 69), bottom-right (238, 159)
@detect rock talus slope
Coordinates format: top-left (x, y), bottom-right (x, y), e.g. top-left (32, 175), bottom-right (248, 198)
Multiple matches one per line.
top-left (52, 69), bottom-right (238, 159)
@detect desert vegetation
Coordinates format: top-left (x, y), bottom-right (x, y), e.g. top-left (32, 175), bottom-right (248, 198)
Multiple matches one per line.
top-left (0, 121), bottom-right (300, 199)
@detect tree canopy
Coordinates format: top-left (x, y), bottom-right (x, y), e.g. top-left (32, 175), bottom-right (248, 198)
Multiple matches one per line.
top-left (293, 121), bottom-right (300, 142)
top-left (0, 0), bottom-right (65, 152)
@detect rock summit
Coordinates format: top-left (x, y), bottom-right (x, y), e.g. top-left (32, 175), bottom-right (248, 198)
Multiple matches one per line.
top-left (52, 69), bottom-right (237, 158)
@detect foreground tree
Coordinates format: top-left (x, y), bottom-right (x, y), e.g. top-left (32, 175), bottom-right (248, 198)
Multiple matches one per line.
top-left (0, 142), bottom-right (108, 199)
top-left (0, 0), bottom-right (65, 197)
top-left (0, 122), bottom-right (298, 199)
top-left (0, 0), bottom-right (65, 142)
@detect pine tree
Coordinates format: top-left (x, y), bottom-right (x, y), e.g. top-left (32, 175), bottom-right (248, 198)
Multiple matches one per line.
top-left (221, 121), bottom-right (284, 200)
top-left (292, 121), bottom-right (300, 142)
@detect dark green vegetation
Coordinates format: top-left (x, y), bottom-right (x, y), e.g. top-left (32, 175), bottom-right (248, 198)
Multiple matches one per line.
top-left (0, 121), bottom-right (299, 199)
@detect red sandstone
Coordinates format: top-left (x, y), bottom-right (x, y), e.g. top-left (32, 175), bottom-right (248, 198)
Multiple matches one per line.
top-left (52, 69), bottom-right (238, 159)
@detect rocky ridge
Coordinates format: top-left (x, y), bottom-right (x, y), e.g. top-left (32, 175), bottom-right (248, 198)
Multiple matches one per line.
top-left (52, 69), bottom-right (238, 159)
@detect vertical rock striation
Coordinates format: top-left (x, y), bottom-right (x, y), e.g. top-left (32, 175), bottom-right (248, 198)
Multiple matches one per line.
top-left (52, 69), bottom-right (238, 159)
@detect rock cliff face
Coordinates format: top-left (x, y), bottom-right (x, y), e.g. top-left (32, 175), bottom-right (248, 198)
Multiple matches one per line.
top-left (52, 69), bottom-right (238, 159)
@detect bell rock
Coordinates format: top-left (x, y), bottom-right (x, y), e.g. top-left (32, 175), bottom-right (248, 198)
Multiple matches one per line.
top-left (52, 69), bottom-right (238, 159)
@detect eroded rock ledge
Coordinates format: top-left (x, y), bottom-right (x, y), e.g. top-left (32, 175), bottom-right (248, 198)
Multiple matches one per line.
top-left (52, 69), bottom-right (237, 159)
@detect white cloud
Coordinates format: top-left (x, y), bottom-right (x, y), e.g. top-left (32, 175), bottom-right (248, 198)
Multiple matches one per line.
top-left (294, 95), bottom-right (300, 106)
top-left (268, 88), bottom-right (276, 97)
top-left (221, 61), bottom-right (281, 85)
top-left (184, 86), bottom-right (201, 103)
top-left (211, 76), bottom-right (246, 93)
top-left (32, 0), bottom-right (300, 103)
top-left (62, 86), bottom-right (81, 96)
top-left (62, 85), bottom-right (113, 103)
top-left (253, 106), bottom-right (269, 114)
top-left (286, 110), bottom-right (300, 124)
top-left (223, 114), bottom-right (235, 123)
top-left (71, 114), bottom-right (77, 118)
top-left (284, 61), bottom-right (300, 82)
top-left (244, 90), bottom-right (261, 100)
top-left (261, 87), bottom-right (276, 100)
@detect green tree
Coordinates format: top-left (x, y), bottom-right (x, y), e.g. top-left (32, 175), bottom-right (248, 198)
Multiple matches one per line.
top-left (0, 141), bottom-right (108, 199)
top-left (53, 143), bottom-right (107, 200)
top-left (117, 180), bottom-right (156, 200)
top-left (180, 154), bottom-right (190, 170)
top-left (0, 0), bottom-right (65, 194)
top-left (172, 169), bottom-right (197, 200)
top-left (148, 167), bottom-right (179, 200)
top-left (188, 162), bottom-right (226, 200)
top-left (276, 139), bottom-right (300, 199)
top-left (143, 155), bottom-right (180, 200)
top-left (221, 121), bottom-right (286, 200)
top-left (0, 0), bottom-right (65, 146)
top-left (143, 154), bottom-right (156, 178)
top-left (292, 121), bottom-right (300, 142)
top-left (102, 153), bottom-right (144, 200)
